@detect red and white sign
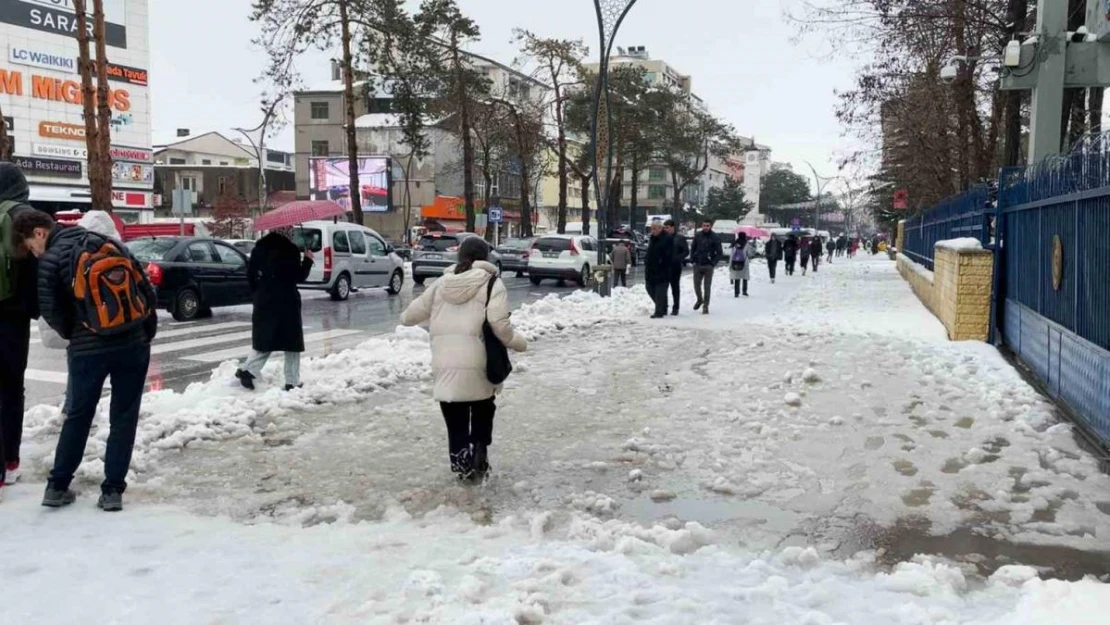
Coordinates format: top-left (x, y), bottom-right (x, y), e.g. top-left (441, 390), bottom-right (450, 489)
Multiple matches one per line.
top-left (110, 145), bottom-right (153, 163)
top-left (112, 190), bottom-right (152, 208)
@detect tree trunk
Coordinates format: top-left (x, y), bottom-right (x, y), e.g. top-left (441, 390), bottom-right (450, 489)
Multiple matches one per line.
top-left (520, 162), bottom-right (533, 238)
top-left (581, 174), bottom-right (591, 236)
top-left (0, 99), bottom-right (10, 160)
top-left (92, 0), bottom-right (114, 211)
top-left (450, 37), bottom-right (476, 232)
top-left (74, 0), bottom-right (103, 208)
top-left (402, 151), bottom-right (414, 246)
top-left (339, 0), bottom-right (363, 224)
top-left (629, 156), bottom-right (640, 232)
top-left (1089, 88), bottom-right (1104, 135)
top-left (482, 154), bottom-right (493, 243)
top-left (671, 170), bottom-right (684, 218)
top-left (952, 0), bottom-right (971, 189)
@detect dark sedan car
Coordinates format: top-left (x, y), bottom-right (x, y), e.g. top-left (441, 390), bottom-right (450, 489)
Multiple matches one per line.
top-left (496, 237), bottom-right (535, 276)
top-left (127, 237), bottom-right (253, 321)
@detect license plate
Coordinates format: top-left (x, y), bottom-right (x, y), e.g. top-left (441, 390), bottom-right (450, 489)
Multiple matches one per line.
top-left (424, 253), bottom-right (442, 259)
top-left (542, 252), bottom-right (559, 258)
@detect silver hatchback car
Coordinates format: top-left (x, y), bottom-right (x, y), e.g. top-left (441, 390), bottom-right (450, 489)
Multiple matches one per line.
top-left (411, 232), bottom-right (501, 285)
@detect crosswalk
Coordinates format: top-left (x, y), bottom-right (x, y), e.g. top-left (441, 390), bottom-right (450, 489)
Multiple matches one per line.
top-left (25, 318), bottom-right (367, 389)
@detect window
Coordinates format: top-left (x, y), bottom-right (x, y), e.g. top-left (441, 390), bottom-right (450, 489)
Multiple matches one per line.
top-left (266, 151), bottom-right (286, 165)
top-left (220, 161), bottom-right (229, 166)
top-left (310, 101), bottom-right (330, 120)
top-left (181, 176), bottom-right (198, 192)
top-left (579, 238), bottom-right (595, 252)
top-left (201, 159), bottom-right (211, 165)
top-left (212, 243), bottom-right (246, 267)
top-left (169, 157), bottom-right (186, 165)
top-left (126, 238), bottom-right (177, 262)
top-left (292, 228), bottom-right (323, 252)
top-left (418, 235), bottom-right (458, 251)
top-left (367, 235), bottom-right (387, 257)
top-left (311, 141), bottom-right (329, 157)
top-left (185, 242), bottom-right (215, 263)
top-left (332, 230), bottom-right (350, 253)
top-left (647, 185), bottom-right (667, 200)
top-left (648, 168), bottom-right (666, 181)
top-left (347, 230), bottom-right (367, 255)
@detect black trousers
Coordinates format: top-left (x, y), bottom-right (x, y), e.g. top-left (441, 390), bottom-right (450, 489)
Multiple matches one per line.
top-left (734, 279), bottom-right (748, 296)
top-left (669, 267), bottom-right (682, 312)
top-left (800, 255), bottom-right (810, 272)
top-left (646, 281), bottom-right (668, 316)
top-left (440, 398), bottom-right (495, 473)
top-left (813, 256), bottom-right (820, 271)
top-left (614, 268), bottom-right (627, 287)
top-left (0, 316), bottom-right (30, 480)
top-left (768, 259), bottom-right (778, 280)
top-left (784, 256), bottom-right (796, 275)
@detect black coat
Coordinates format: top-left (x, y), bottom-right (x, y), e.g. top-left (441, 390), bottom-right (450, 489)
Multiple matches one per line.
top-left (672, 234), bottom-right (689, 271)
top-left (0, 162), bottom-right (39, 321)
top-left (782, 238), bottom-right (799, 261)
top-left (249, 232), bottom-right (313, 353)
top-left (689, 230), bottom-right (722, 267)
top-left (645, 231), bottom-right (674, 285)
top-left (765, 238), bottom-right (783, 262)
top-left (38, 225), bottom-right (156, 356)
top-left (809, 239), bottom-right (823, 257)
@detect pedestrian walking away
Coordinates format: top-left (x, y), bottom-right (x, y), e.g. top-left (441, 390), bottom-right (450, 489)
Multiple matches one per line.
top-left (236, 230), bottom-right (315, 392)
top-left (809, 237), bottom-right (823, 272)
top-left (644, 221), bottom-right (674, 318)
top-left (610, 241), bottom-right (632, 288)
top-left (782, 234), bottom-right (799, 276)
top-left (826, 238), bottom-right (836, 264)
top-left (689, 221), bottom-right (722, 314)
top-left (400, 237), bottom-right (527, 482)
top-left (836, 235), bottom-right (847, 258)
top-left (730, 232), bottom-right (755, 297)
top-left (799, 237), bottom-right (811, 275)
top-left (764, 236), bottom-right (782, 284)
top-left (0, 163), bottom-right (41, 497)
top-left (664, 220), bottom-right (687, 315)
top-left (15, 209), bottom-right (157, 512)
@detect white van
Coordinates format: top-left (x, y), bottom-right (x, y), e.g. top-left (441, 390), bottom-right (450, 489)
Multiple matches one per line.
top-left (291, 221), bottom-right (405, 300)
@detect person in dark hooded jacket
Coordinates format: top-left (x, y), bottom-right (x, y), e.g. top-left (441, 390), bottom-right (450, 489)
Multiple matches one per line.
top-left (809, 237), bottom-right (823, 272)
top-left (0, 162), bottom-right (40, 492)
top-left (235, 231), bottom-right (314, 392)
top-left (782, 235), bottom-right (799, 276)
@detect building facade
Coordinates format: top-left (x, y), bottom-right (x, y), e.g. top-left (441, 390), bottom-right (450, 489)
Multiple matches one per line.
top-left (0, 0), bottom-right (153, 221)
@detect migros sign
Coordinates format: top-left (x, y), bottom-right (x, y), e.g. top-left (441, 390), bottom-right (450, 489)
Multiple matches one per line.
top-left (0, 68), bottom-right (130, 111)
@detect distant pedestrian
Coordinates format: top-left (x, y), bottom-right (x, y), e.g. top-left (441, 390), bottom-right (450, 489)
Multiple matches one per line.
top-left (782, 234), bottom-right (799, 276)
top-left (15, 209), bottom-right (157, 512)
top-left (664, 220), bottom-right (687, 316)
top-left (0, 163), bottom-right (40, 496)
top-left (730, 232), bottom-right (755, 297)
top-left (849, 238), bottom-right (859, 258)
top-left (610, 241), bottom-right (631, 288)
top-left (236, 230), bottom-right (314, 392)
top-left (799, 237), bottom-right (811, 276)
top-left (826, 238), bottom-right (835, 264)
top-left (871, 238), bottom-right (880, 255)
top-left (764, 236), bottom-right (782, 284)
top-left (836, 235), bottom-right (847, 257)
top-left (644, 221), bottom-right (674, 318)
top-left (400, 237), bottom-right (527, 481)
top-left (689, 221), bottom-right (721, 315)
top-left (810, 237), bottom-right (823, 272)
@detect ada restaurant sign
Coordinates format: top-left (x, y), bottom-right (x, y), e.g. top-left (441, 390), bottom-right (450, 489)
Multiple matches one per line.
top-left (0, 0), bottom-right (127, 49)
top-left (13, 155), bottom-right (81, 177)
top-left (9, 43), bottom-right (75, 72)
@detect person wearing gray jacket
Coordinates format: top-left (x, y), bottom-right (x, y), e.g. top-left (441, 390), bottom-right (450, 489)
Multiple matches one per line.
top-left (610, 242), bottom-right (632, 287)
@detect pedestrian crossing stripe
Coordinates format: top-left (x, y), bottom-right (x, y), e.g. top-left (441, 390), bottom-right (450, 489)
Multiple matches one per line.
top-left (182, 329), bottom-right (363, 363)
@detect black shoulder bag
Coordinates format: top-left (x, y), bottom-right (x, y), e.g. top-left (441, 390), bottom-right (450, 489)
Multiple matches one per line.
top-left (483, 276), bottom-right (513, 384)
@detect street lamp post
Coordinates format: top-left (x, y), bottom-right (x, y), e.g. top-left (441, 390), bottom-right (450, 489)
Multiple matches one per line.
top-left (234, 99), bottom-right (281, 239)
top-left (591, 0), bottom-right (639, 296)
top-left (804, 160), bottom-right (836, 233)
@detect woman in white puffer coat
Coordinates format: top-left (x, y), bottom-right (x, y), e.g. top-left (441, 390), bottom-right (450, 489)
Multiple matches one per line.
top-left (401, 237), bottom-right (527, 481)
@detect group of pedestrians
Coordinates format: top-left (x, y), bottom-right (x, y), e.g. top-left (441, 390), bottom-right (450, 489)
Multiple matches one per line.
top-left (0, 163), bottom-right (157, 511)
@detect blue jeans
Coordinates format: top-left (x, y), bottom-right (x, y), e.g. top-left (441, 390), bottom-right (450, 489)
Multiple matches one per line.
top-left (49, 344), bottom-right (150, 493)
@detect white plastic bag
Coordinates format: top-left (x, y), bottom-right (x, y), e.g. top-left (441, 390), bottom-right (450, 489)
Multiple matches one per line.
top-left (38, 318), bottom-right (67, 350)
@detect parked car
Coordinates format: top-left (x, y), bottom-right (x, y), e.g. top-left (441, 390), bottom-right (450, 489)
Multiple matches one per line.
top-left (496, 237), bottom-right (535, 276)
top-left (382, 236), bottom-right (412, 261)
top-left (126, 237), bottom-right (253, 322)
top-left (527, 234), bottom-right (597, 287)
top-left (291, 221), bottom-right (405, 301)
top-left (411, 232), bottom-right (502, 286)
top-left (607, 228), bottom-right (647, 265)
top-left (224, 239), bottom-right (257, 256)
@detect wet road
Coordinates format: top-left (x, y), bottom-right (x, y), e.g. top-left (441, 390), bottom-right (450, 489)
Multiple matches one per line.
top-left (23, 269), bottom-right (639, 407)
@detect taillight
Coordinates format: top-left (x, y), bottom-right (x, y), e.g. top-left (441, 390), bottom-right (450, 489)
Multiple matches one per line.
top-left (146, 262), bottom-right (163, 287)
top-left (522, 250), bottom-right (530, 258)
top-left (446, 246), bottom-right (459, 252)
top-left (324, 247), bottom-right (333, 271)
top-left (568, 238), bottom-right (580, 256)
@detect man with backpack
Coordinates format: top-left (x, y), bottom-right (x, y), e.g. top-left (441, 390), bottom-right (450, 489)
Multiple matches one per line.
top-left (0, 162), bottom-right (40, 497)
top-left (13, 209), bottom-right (157, 512)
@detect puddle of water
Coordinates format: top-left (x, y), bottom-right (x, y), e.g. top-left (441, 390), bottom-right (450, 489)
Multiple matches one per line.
top-left (892, 460), bottom-right (918, 476)
top-left (941, 458), bottom-right (969, 474)
top-left (1096, 502), bottom-right (1110, 516)
top-left (928, 430), bottom-right (950, 439)
top-left (954, 417), bottom-right (975, 429)
top-left (623, 497), bottom-right (801, 529)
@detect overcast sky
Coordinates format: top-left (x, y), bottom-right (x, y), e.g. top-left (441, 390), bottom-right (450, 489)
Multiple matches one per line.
top-left (149, 0), bottom-right (861, 191)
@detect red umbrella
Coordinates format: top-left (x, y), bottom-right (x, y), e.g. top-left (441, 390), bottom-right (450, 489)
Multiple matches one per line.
top-left (252, 200), bottom-right (348, 232)
top-left (734, 225), bottom-right (769, 238)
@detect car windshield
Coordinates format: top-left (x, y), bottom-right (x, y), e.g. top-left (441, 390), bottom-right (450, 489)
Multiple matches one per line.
top-left (419, 235), bottom-right (458, 251)
top-left (291, 228), bottom-right (323, 252)
top-left (535, 238), bottom-right (572, 252)
top-left (126, 238), bottom-right (178, 262)
top-left (501, 238), bottom-right (533, 250)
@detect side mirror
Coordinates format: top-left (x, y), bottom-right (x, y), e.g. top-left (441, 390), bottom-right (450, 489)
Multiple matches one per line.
top-left (386, 245), bottom-right (394, 254)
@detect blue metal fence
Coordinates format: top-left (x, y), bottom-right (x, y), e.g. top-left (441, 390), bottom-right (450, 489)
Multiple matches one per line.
top-left (901, 184), bottom-right (992, 271)
top-left (997, 146), bottom-right (1110, 448)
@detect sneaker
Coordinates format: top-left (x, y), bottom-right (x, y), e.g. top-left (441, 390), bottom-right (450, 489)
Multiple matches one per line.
top-left (235, 369), bottom-right (255, 390)
top-left (693, 301), bottom-right (702, 311)
top-left (97, 491), bottom-right (123, 512)
top-left (4, 462), bottom-right (19, 485)
top-left (42, 486), bottom-right (77, 508)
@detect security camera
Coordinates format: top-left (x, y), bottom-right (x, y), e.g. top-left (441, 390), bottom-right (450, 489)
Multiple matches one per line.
top-left (940, 63), bottom-right (959, 83)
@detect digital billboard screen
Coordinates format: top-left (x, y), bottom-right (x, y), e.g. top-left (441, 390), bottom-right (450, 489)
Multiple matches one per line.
top-left (309, 156), bottom-right (391, 213)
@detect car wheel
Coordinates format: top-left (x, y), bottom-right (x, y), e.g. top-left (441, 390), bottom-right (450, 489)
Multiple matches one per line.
top-left (172, 288), bottom-right (200, 322)
top-left (530, 275), bottom-right (542, 286)
top-left (330, 273), bottom-right (352, 301)
top-left (515, 271), bottom-right (524, 278)
top-left (414, 276), bottom-right (426, 286)
top-left (387, 269), bottom-right (404, 295)
top-left (577, 264), bottom-right (591, 287)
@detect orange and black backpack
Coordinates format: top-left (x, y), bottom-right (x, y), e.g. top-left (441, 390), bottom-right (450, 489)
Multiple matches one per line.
top-left (71, 232), bottom-right (153, 335)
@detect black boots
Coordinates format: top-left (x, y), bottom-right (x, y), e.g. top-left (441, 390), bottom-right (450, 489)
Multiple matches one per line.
top-left (451, 445), bottom-right (490, 483)
top-left (235, 369), bottom-right (255, 390)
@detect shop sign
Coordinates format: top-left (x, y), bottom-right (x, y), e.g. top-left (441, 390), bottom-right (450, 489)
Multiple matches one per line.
top-left (0, 0), bottom-right (127, 49)
top-left (13, 155), bottom-right (81, 177)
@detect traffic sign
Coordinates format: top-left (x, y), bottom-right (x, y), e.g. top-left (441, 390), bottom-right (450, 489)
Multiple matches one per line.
top-left (488, 207), bottom-right (503, 223)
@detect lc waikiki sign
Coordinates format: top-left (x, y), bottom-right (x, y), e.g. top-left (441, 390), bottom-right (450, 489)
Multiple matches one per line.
top-left (0, 67), bottom-right (131, 111)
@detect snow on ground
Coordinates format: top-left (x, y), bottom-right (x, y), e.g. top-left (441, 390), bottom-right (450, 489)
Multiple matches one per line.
top-left (7, 254), bottom-right (1110, 623)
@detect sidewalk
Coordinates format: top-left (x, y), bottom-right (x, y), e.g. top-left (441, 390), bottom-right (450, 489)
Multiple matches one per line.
top-left (3, 255), bottom-right (1108, 623)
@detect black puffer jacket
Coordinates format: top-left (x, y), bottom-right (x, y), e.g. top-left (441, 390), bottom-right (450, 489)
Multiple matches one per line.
top-left (689, 230), bottom-right (722, 266)
top-left (0, 162), bottom-right (39, 321)
top-left (672, 234), bottom-right (689, 271)
top-left (38, 225), bottom-right (157, 356)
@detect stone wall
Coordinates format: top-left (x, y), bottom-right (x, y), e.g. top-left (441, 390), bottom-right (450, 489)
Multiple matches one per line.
top-left (897, 244), bottom-right (993, 341)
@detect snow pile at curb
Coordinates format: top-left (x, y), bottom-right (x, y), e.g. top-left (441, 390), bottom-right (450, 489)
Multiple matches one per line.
top-left (936, 237), bottom-right (985, 251)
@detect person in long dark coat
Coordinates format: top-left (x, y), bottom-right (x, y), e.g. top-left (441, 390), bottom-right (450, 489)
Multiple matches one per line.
top-left (664, 219), bottom-right (688, 315)
top-left (765, 236), bottom-right (782, 284)
top-left (809, 237), bottom-right (823, 272)
top-left (782, 235), bottom-right (799, 276)
top-left (644, 221), bottom-right (674, 319)
top-left (236, 231), bottom-right (314, 391)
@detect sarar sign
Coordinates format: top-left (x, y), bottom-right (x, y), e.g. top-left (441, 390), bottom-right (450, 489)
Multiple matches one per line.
top-left (0, 0), bottom-right (127, 49)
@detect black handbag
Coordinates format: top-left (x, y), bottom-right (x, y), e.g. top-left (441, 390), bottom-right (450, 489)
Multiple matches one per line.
top-left (483, 276), bottom-right (513, 384)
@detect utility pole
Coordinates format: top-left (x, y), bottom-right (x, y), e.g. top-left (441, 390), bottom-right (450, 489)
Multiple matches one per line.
top-left (804, 161), bottom-right (834, 232)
